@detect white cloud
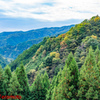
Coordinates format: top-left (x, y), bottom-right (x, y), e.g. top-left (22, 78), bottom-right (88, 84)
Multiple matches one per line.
top-left (0, 0), bottom-right (100, 21)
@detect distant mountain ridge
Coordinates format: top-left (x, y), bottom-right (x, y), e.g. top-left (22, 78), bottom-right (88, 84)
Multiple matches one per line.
top-left (0, 25), bottom-right (74, 47)
top-left (0, 25), bottom-right (74, 59)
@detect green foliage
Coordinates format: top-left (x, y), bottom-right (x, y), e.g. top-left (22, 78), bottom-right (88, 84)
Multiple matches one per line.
top-left (3, 65), bottom-right (12, 96)
top-left (66, 39), bottom-right (77, 53)
top-left (31, 74), bottom-right (45, 100)
top-left (42, 50), bottom-right (46, 57)
top-left (86, 37), bottom-right (99, 50)
top-left (9, 37), bottom-right (48, 71)
top-left (43, 71), bottom-right (50, 89)
top-left (16, 63), bottom-right (30, 100)
top-left (95, 46), bottom-right (100, 63)
top-left (1, 46), bottom-right (100, 100)
top-left (44, 56), bottom-right (53, 67)
top-left (74, 45), bottom-right (86, 68)
top-left (77, 47), bottom-right (100, 99)
top-left (8, 73), bottom-right (22, 96)
top-left (74, 36), bottom-right (100, 68)
top-left (31, 72), bottom-right (50, 100)
top-left (0, 65), bottom-right (5, 95)
top-left (36, 45), bottom-right (44, 56)
top-left (51, 53), bottom-right (79, 100)
top-left (50, 52), bottom-right (60, 58)
top-left (46, 69), bottom-right (62, 100)
top-left (52, 58), bottom-right (61, 64)
top-left (42, 71), bottom-right (50, 100)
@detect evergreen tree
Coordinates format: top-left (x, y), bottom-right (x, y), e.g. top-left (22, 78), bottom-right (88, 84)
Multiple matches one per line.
top-left (97, 61), bottom-right (100, 74)
top-left (16, 63), bottom-right (30, 100)
top-left (46, 69), bottom-right (62, 100)
top-left (77, 47), bottom-right (100, 99)
top-left (51, 52), bottom-right (79, 100)
top-left (95, 46), bottom-right (100, 64)
top-left (8, 73), bottom-right (22, 99)
top-left (0, 65), bottom-right (5, 96)
top-left (3, 65), bottom-right (12, 96)
top-left (95, 46), bottom-right (100, 74)
top-left (31, 71), bottom-right (50, 100)
top-left (42, 71), bottom-right (50, 99)
top-left (43, 71), bottom-right (50, 89)
top-left (31, 73), bottom-right (45, 100)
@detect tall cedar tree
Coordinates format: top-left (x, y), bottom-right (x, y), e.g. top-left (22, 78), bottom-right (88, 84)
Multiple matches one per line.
top-left (31, 73), bottom-right (45, 100)
top-left (95, 46), bottom-right (100, 98)
top-left (95, 46), bottom-right (100, 64)
top-left (42, 71), bottom-right (50, 99)
top-left (0, 65), bottom-right (5, 97)
top-left (46, 69), bottom-right (62, 100)
top-left (95, 46), bottom-right (100, 73)
top-left (16, 63), bottom-right (30, 100)
top-left (3, 65), bottom-right (12, 97)
top-left (8, 73), bottom-right (22, 99)
top-left (31, 71), bottom-right (50, 100)
top-left (77, 47), bottom-right (100, 99)
top-left (51, 52), bottom-right (79, 100)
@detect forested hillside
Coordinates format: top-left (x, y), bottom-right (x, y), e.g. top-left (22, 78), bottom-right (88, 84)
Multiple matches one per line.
top-left (0, 16), bottom-right (100, 100)
top-left (0, 47), bottom-right (100, 100)
top-left (0, 55), bottom-right (9, 68)
top-left (0, 38), bottom-right (43, 59)
top-left (10, 15), bottom-right (100, 74)
top-left (0, 25), bottom-right (74, 59)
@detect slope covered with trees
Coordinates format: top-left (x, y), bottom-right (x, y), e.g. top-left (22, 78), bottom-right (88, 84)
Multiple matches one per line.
top-left (0, 46), bottom-right (100, 100)
top-left (10, 16), bottom-right (100, 74)
top-left (0, 55), bottom-right (9, 68)
top-left (9, 37), bottom-right (48, 71)
top-left (0, 38), bottom-right (43, 59)
top-left (0, 25), bottom-right (74, 59)
top-left (1, 15), bottom-right (100, 100)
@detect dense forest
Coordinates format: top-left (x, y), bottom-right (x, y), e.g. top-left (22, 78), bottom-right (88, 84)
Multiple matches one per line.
top-left (0, 16), bottom-right (100, 100)
top-left (0, 47), bottom-right (100, 100)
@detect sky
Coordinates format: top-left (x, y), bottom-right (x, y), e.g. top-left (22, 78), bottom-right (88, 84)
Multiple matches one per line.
top-left (0, 0), bottom-right (100, 32)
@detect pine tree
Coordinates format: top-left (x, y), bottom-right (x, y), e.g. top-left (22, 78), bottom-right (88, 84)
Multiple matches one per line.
top-left (31, 71), bottom-right (50, 100)
top-left (43, 71), bottom-right (50, 89)
top-left (95, 46), bottom-right (100, 64)
top-left (95, 46), bottom-right (100, 74)
top-left (42, 71), bottom-right (50, 99)
top-left (0, 65), bottom-right (5, 96)
top-left (97, 61), bottom-right (100, 75)
top-left (8, 73), bottom-right (22, 98)
top-left (51, 52), bottom-right (79, 100)
top-left (77, 47), bottom-right (100, 99)
top-left (31, 73), bottom-right (45, 100)
top-left (46, 69), bottom-right (62, 100)
top-left (3, 65), bottom-right (12, 96)
top-left (16, 63), bottom-right (30, 100)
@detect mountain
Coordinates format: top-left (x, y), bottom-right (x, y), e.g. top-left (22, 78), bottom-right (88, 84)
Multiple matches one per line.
top-left (0, 25), bottom-right (74, 59)
top-left (9, 37), bottom-right (48, 71)
top-left (0, 54), bottom-right (9, 68)
top-left (4, 15), bottom-right (100, 99)
top-left (9, 15), bottom-right (100, 75)
top-left (0, 38), bottom-right (43, 59)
